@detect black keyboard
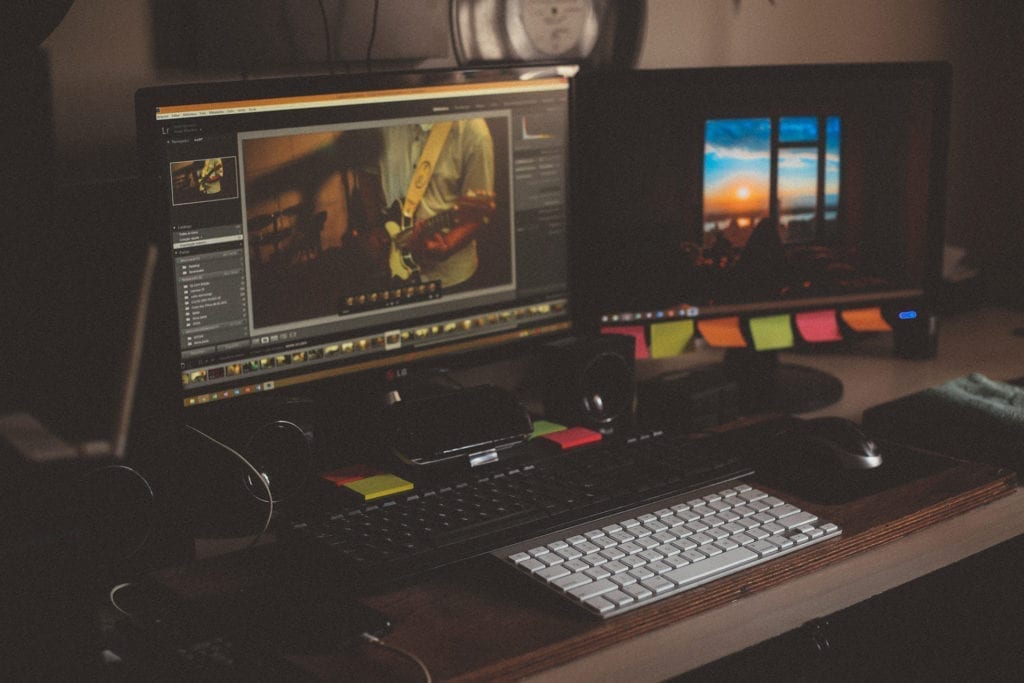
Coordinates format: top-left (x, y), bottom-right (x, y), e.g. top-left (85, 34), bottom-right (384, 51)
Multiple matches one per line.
top-left (279, 427), bottom-right (765, 589)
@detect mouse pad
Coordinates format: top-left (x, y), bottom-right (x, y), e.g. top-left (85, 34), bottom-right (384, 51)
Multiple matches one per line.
top-left (758, 440), bottom-right (956, 506)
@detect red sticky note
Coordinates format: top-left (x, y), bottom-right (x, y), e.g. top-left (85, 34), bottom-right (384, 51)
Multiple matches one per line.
top-left (795, 309), bottom-right (843, 343)
top-left (697, 317), bottom-right (747, 348)
top-left (321, 463), bottom-right (379, 486)
top-left (541, 426), bottom-right (603, 450)
top-left (601, 326), bottom-right (649, 359)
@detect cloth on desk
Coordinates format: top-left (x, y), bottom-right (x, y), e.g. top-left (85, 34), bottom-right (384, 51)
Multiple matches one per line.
top-left (924, 373), bottom-right (1024, 422)
top-left (863, 373), bottom-right (1024, 473)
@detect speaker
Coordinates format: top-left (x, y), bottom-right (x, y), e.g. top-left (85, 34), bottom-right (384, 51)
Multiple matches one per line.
top-left (893, 311), bottom-right (940, 359)
top-left (539, 334), bottom-right (636, 433)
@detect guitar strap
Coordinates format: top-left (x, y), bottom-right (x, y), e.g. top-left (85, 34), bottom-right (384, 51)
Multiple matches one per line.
top-left (400, 120), bottom-right (454, 224)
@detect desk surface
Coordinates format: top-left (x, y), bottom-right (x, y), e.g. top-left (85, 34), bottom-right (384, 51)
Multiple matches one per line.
top-left (532, 306), bottom-right (1024, 680)
top-left (165, 307), bottom-right (1024, 680)
top-left (527, 487), bottom-right (1024, 683)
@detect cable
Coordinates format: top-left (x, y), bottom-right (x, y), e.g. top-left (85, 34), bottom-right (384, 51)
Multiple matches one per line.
top-left (185, 424), bottom-right (274, 547)
top-left (109, 582), bottom-right (135, 617)
top-left (450, 0), bottom-right (464, 67)
top-left (361, 633), bottom-right (432, 683)
top-left (365, 0), bottom-right (380, 71)
top-left (315, 0), bottom-right (334, 72)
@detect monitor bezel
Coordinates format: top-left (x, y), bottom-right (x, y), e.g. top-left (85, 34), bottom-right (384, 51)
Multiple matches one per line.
top-left (569, 61), bottom-right (952, 335)
top-left (133, 64), bottom-right (578, 431)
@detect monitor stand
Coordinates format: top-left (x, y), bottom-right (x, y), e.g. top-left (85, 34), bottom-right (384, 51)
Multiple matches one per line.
top-left (722, 348), bottom-right (843, 415)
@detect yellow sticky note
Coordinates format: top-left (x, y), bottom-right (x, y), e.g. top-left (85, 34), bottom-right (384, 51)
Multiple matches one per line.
top-left (650, 320), bottom-right (695, 358)
top-left (749, 314), bottom-right (795, 351)
top-left (841, 307), bottom-right (892, 332)
top-left (697, 317), bottom-right (747, 348)
top-left (344, 474), bottom-right (413, 500)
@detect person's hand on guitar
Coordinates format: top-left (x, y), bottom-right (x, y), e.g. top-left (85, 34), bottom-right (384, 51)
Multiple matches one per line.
top-left (407, 190), bottom-right (496, 261)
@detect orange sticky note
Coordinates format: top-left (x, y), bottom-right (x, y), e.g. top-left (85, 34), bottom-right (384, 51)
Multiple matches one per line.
top-left (841, 307), bottom-right (892, 332)
top-left (601, 326), bottom-right (649, 359)
top-left (795, 309), bottom-right (843, 343)
top-left (697, 317), bottom-right (747, 348)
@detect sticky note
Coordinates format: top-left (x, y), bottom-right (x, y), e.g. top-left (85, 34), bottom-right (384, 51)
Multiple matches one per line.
top-left (344, 474), bottom-right (413, 500)
top-left (697, 317), bottom-right (747, 348)
top-left (650, 320), bottom-right (695, 358)
top-left (795, 309), bottom-right (843, 343)
top-left (530, 419), bottom-right (567, 439)
top-left (601, 326), bottom-right (649, 359)
top-left (749, 314), bottom-right (795, 350)
top-left (841, 307), bottom-right (892, 332)
top-left (541, 426), bottom-right (603, 450)
top-left (321, 463), bottom-right (378, 486)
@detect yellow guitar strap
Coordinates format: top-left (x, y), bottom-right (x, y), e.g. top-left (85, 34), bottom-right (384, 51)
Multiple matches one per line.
top-left (401, 120), bottom-right (454, 222)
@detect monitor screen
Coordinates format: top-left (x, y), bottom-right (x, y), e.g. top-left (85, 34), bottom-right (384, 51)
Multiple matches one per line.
top-left (573, 62), bottom-right (949, 326)
top-left (571, 62), bottom-right (950, 412)
top-left (135, 66), bottom-right (575, 410)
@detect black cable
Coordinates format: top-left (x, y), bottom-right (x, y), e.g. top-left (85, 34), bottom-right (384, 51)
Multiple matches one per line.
top-left (316, 0), bottom-right (334, 72)
top-left (450, 0), bottom-right (464, 67)
top-left (365, 0), bottom-right (380, 71)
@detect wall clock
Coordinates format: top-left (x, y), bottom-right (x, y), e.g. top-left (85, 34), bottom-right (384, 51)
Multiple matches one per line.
top-left (451, 0), bottom-right (645, 67)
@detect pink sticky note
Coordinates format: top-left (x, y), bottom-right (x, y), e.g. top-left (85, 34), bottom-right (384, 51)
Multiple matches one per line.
top-left (795, 309), bottom-right (843, 343)
top-left (601, 326), bottom-right (649, 359)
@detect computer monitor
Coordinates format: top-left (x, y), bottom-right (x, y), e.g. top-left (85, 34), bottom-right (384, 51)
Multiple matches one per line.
top-left (134, 66), bottom-right (575, 427)
top-left (571, 62), bottom-right (950, 413)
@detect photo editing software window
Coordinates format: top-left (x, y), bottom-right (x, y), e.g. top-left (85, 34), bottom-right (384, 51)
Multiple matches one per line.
top-left (143, 70), bottom-right (574, 407)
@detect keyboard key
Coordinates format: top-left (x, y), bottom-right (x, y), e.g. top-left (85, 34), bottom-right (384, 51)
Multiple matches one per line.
top-left (553, 573), bottom-right (592, 591)
top-left (680, 549), bottom-right (707, 563)
top-left (780, 511), bottom-right (819, 529)
top-left (628, 567), bottom-right (655, 582)
top-left (519, 558), bottom-right (545, 572)
top-left (568, 579), bottom-right (617, 601)
top-left (604, 590), bottom-right (635, 608)
top-left (641, 576), bottom-right (674, 594)
top-left (585, 596), bottom-right (616, 614)
top-left (747, 540), bottom-right (779, 556)
top-left (611, 573), bottom-right (637, 588)
top-left (535, 565), bottom-right (569, 581)
top-left (664, 547), bottom-right (758, 587)
top-left (622, 584), bottom-right (652, 601)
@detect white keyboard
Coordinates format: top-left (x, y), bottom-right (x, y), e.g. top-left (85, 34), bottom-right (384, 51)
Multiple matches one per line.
top-left (493, 481), bottom-right (841, 618)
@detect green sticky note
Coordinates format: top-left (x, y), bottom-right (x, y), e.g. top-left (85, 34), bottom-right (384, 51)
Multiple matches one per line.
top-left (650, 320), bottom-right (695, 358)
top-left (344, 474), bottom-right (413, 500)
top-left (531, 419), bottom-right (567, 439)
top-left (749, 314), bottom-right (795, 350)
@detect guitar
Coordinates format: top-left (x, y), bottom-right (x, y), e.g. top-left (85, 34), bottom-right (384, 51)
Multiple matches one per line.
top-left (382, 191), bottom-right (496, 282)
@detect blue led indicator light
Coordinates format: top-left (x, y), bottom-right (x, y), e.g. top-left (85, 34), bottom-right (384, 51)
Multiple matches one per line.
top-left (898, 310), bottom-right (918, 320)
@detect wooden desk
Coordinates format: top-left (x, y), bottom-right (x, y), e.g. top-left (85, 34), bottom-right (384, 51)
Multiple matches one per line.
top-left (156, 307), bottom-right (1024, 680)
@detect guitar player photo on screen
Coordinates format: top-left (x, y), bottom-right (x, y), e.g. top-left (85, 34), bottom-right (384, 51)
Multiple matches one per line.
top-left (239, 114), bottom-right (513, 332)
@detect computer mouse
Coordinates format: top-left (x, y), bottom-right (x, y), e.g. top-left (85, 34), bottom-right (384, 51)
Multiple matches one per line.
top-left (771, 417), bottom-right (883, 470)
top-left (755, 418), bottom-right (884, 505)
